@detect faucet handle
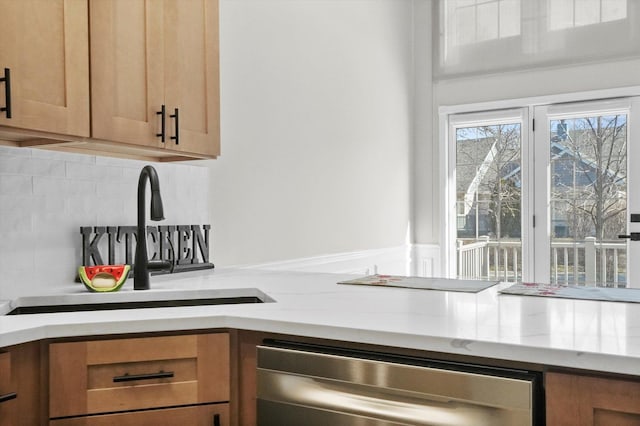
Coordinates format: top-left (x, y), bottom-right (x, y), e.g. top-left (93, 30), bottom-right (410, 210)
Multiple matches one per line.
top-left (147, 260), bottom-right (173, 273)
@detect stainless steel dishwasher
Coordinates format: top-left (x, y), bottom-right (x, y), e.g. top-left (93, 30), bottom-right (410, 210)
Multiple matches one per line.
top-left (257, 341), bottom-right (544, 426)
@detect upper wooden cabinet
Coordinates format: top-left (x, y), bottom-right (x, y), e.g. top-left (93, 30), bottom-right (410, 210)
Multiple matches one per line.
top-left (0, 0), bottom-right (219, 161)
top-left (90, 0), bottom-right (220, 159)
top-left (0, 0), bottom-right (90, 137)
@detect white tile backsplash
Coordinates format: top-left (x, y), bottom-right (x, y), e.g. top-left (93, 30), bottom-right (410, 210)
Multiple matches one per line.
top-left (64, 161), bottom-right (125, 181)
top-left (0, 156), bottom-right (66, 177)
top-left (0, 195), bottom-right (65, 214)
top-left (33, 175), bottom-right (96, 196)
top-left (30, 147), bottom-right (96, 163)
top-left (0, 146), bottom-right (210, 299)
top-left (0, 175), bottom-right (33, 195)
top-left (1, 213), bottom-right (33, 234)
top-left (0, 237), bottom-right (35, 269)
top-left (0, 145), bottom-right (31, 157)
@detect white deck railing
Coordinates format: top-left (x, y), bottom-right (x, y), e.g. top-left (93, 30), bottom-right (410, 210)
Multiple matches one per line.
top-left (457, 237), bottom-right (626, 285)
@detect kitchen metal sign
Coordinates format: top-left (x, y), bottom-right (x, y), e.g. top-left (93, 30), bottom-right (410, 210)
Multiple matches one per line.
top-left (81, 225), bottom-right (213, 273)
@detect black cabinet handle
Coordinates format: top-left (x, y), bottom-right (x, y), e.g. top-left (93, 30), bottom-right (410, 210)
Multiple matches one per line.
top-left (113, 370), bottom-right (174, 383)
top-left (0, 68), bottom-right (11, 119)
top-left (156, 104), bottom-right (166, 142)
top-left (618, 233), bottom-right (640, 241)
top-left (170, 107), bottom-right (179, 145)
top-left (0, 392), bottom-right (17, 403)
top-left (213, 413), bottom-right (220, 426)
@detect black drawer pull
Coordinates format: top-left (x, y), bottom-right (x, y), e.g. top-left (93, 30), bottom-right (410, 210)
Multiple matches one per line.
top-left (0, 68), bottom-right (11, 119)
top-left (156, 104), bottom-right (166, 142)
top-left (213, 413), bottom-right (220, 426)
top-left (113, 370), bottom-right (174, 383)
top-left (619, 233), bottom-right (640, 241)
top-left (0, 392), bottom-right (17, 403)
top-left (170, 107), bottom-right (179, 145)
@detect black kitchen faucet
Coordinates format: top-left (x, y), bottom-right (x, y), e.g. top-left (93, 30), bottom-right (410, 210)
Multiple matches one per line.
top-left (134, 165), bottom-right (172, 290)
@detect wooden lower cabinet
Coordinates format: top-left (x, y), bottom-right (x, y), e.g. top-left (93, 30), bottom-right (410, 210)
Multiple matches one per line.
top-left (0, 351), bottom-right (16, 426)
top-left (0, 342), bottom-right (43, 426)
top-left (546, 371), bottom-right (640, 425)
top-left (49, 332), bottom-right (230, 424)
top-left (49, 403), bottom-right (229, 426)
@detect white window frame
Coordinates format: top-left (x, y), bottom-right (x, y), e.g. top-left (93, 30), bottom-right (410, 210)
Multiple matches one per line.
top-left (445, 108), bottom-right (531, 280)
top-left (439, 85), bottom-right (640, 281)
top-left (533, 98), bottom-right (636, 284)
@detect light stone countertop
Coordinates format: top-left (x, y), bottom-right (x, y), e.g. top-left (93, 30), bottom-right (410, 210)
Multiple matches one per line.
top-left (1, 268), bottom-right (639, 376)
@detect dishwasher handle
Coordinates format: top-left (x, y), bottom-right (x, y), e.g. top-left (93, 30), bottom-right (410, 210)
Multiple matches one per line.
top-left (258, 370), bottom-right (510, 426)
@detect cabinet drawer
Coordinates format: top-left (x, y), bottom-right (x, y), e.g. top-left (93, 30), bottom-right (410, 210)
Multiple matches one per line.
top-left (49, 403), bottom-right (229, 426)
top-left (49, 333), bottom-right (229, 418)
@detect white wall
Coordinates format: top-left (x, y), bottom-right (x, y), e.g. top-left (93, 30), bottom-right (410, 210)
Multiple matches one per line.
top-left (411, 1), bottom-right (435, 246)
top-left (209, 0), bottom-right (415, 266)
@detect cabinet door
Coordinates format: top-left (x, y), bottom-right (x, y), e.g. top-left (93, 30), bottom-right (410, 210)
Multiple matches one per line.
top-left (164, 0), bottom-right (220, 157)
top-left (0, 0), bottom-right (89, 136)
top-left (546, 371), bottom-right (640, 425)
top-left (90, 0), bottom-right (165, 148)
top-left (49, 403), bottom-right (230, 426)
top-left (91, 0), bottom-right (220, 158)
top-left (10, 342), bottom-right (44, 426)
top-left (0, 352), bottom-right (16, 426)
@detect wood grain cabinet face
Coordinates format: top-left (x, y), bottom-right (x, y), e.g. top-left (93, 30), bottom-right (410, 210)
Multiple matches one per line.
top-left (90, 0), bottom-right (220, 158)
top-left (546, 371), bottom-right (640, 425)
top-left (0, 351), bottom-right (17, 426)
top-left (2, 343), bottom-right (44, 426)
top-left (49, 333), bottom-right (230, 420)
top-left (49, 403), bottom-right (230, 426)
top-left (0, 0), bottom-right (90, 137)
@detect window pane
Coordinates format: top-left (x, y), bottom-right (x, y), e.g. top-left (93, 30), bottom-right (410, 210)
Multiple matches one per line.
top-left (438, 0), bottom-right (635, 78)
top-left (499, 0), bottom-right (521, 37)
top-left (549, 114), bottom-right (627, 286)
top-left (549, 0), bottom-right (573, 31)
top-left (455, 3), bottom-right (477, 45)
top-left (456, 122), bottom-right (522, 281)
top-left (602, 0), bottom-right (627, 22)
top-left (575, 0), bottom-right (600, 27)
top-left (477, 1), bottom-right (499, 42)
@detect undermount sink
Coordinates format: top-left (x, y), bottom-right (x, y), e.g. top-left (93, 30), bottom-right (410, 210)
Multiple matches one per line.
top-left (3, 288), bottom-right (273, 315)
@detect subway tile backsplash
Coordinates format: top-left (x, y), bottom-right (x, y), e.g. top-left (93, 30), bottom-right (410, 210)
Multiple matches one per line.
top-left (0, 146), bottom-right (210, 299)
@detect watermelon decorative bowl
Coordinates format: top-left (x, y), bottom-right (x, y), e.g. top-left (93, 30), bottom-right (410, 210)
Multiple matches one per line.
top-left (78, 264), bottom-right (131, 292)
